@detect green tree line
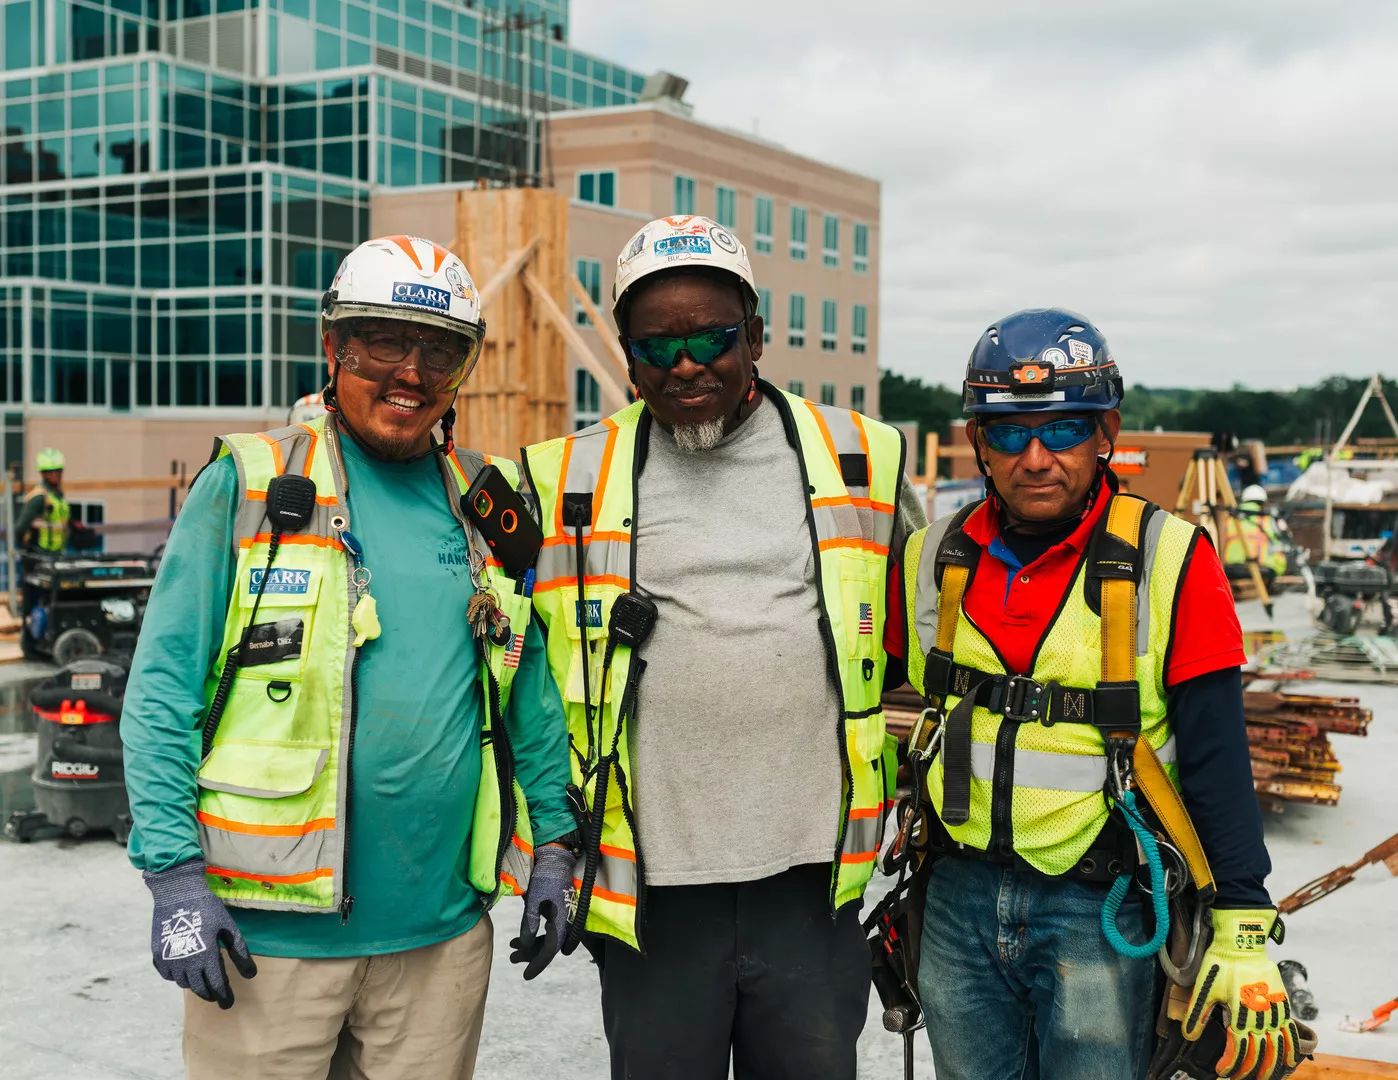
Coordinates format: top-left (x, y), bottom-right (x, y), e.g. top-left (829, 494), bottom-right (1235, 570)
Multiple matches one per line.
top-left (880, 372), bottom-right (1397, 469)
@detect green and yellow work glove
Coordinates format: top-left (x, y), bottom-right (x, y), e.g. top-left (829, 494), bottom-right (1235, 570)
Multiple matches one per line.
top-left (1183, 908), bottom-right (1304, 1079)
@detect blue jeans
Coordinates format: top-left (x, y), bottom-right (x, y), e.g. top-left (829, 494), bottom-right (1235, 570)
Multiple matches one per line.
top-left (918, 857), bottom-right (1158, 1080)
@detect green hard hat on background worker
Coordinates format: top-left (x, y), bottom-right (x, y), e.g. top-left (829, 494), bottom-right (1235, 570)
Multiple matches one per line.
top-left (36, 448), bottom-right (65, 473)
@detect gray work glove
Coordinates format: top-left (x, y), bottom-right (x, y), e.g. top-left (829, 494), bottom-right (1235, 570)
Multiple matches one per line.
top-left (508, 843), bottom-right (575, 980)
top-left (142, 858), bottom-right (257, 1009)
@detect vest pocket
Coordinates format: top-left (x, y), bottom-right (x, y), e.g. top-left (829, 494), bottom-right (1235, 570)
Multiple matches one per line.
top-left (838, 554), bottom-right (881, 660)
top-left (556, 584), bottom-right (611, 705)
top-left (211, 671), bottom-right (327, 746)
top-left (196, 739), bottom-right (335, 889)
top-left (197, 740), bottom-right (329, 798)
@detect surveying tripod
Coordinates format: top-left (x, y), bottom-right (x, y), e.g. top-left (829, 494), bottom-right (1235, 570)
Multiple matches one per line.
top-left (1175, 447), bottom-right (1273, 618)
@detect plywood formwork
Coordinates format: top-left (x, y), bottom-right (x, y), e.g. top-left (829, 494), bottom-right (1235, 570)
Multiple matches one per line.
top-left (452, 187), bottom-right (570, 462)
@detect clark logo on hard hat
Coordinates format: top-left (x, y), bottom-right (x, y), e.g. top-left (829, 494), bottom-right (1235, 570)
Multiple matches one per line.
top-left (391, 282), bottom-right (452, 313)
top-left (612, 215), bottom-right (758, 323)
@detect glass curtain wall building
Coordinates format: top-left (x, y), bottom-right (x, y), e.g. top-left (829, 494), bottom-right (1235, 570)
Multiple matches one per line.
top-left (1, 0), bottom-right (643, 415)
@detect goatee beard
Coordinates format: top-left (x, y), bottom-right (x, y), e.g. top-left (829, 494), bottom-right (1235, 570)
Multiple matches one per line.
top-left (672, 417), bottom-right (726, 453)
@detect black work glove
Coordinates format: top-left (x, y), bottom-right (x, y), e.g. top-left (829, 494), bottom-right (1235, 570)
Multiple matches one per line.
top-left (508, 844), bottom-right (575, 980)
top-left (142, 858), bottom-right (257, 1009)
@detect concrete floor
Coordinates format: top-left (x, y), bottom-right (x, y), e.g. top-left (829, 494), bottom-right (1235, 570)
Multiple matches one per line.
top-left (0, 592), bottom-right (1395, 1079)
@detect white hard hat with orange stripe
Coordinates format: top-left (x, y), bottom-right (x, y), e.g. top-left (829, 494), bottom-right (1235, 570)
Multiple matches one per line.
top-left (321, 235), bottom-right (485, 348)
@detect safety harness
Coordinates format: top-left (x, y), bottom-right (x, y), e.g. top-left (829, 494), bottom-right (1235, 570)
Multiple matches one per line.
top-left (906, 492), bottom-right (1216, 930)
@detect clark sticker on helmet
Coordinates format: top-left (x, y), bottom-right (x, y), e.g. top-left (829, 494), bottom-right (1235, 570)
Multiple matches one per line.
top-left (654, 235), bottom-right (711, 257)
top-left (391, 281), bottom-right (451, 313)
top-left (250, 568), bottom-right (313, 594)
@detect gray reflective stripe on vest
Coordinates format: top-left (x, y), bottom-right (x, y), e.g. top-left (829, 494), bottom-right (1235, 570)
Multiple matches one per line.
top-left (562, 421), bottom-right (615, 517)
top-left (814, 503), bottom-right (865, 545)
top-left (535, 538), bottom-right (632, 585)
top-left (501, 840), bottom-right (533, 893)
top-left (912, 512), bottom-right (958, 654)
top-left (841, 810), bottom-right (884, 860)
top-left (1136, 505), bottom-right (1165, 656)
top-left (810, 404), bottom-right (897, 546)
top-left (574, 848), bottom-right (638, 902)
top-left (936, 733), bottom-right (1176, 794)
top-left (199, 821), bottom-right (331, 879)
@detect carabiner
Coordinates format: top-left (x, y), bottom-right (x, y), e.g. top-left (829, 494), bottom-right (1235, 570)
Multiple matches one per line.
top-left (907, 707), bottom-right (944, 764)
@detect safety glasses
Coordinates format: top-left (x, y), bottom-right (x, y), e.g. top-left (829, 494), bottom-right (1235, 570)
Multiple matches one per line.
top-left (980, 417), bottom-right (1098, 455)
top-left (337, 320), bottom-right (484, 392)
top-left (627, 322), bottom-right (745, 371)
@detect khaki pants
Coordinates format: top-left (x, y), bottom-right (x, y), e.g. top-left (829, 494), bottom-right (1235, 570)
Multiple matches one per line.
top-left (183, 915), bottom-right (493, 1080)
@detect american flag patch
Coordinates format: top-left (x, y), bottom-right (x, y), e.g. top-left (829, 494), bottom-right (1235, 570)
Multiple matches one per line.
top-left (503, 631), bottom-right (525, 669)
top-left (858, 603), bottom-right (874, 635)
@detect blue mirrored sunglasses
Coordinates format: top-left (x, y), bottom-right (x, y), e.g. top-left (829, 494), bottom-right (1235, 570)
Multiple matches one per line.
top-left (628, 322), bottom-right (745, 371)
top-left (981, 417), bottom-right (1098, 455)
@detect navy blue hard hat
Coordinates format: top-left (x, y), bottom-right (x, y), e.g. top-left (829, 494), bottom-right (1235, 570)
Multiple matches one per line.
top-left (962, 308), bottom-right (1123, 415)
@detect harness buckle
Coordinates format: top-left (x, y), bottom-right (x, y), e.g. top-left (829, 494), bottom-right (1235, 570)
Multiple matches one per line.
top-left (1001, 675), bottom-right (1049, 723)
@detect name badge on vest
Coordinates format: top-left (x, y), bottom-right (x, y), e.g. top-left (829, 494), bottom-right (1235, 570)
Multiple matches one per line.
top-left (241, 618), bottom-right (305, 666)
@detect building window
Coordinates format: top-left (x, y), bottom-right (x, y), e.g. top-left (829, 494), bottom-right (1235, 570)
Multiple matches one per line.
top-left (789, 205), bottom-right (807, 260)
top-left (754, 195), bottom-right (773, 254)
top-left (854, 222), bottom-right (870, 273)
top-left (850, 385), bottom-right (866, 413)
top-left (788, 379), bottom-right (805, 398)
top-left (821, 299), bottom-right (837, 351)
top-left (577, 170), bottom-right (616, 207)
top-left (574, 368), bottom-right (601, 430)
top-left (822, 214), bottom-right (839, 268)
top-left (674, 174), bottom-right (695, 215)
top-left (715, 185), bottom-right (736, 229)
top-left (788, 294), bottom-right (806, 348)
top-left (575, 258), bottom-right (602, 325)
top-left (852, 303), bottom-right (868, 354)
top-left (820, 383), bottom-right (837, 406)
top-left (757, 287), bottom-right (772, 344)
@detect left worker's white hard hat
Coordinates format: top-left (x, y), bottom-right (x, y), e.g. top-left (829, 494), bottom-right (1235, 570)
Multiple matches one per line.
top-left (322, 235), bottom-right (485, 345)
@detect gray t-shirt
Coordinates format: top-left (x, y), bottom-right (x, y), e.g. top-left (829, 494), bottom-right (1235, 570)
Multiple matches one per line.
top-left (631, 398), bottom-right (846, 887)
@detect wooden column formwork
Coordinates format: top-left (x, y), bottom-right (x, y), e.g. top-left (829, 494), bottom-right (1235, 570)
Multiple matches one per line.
top-left (452, 187), bottom-right (570, 461)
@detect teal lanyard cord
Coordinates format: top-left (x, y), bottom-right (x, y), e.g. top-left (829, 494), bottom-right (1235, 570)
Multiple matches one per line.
top-left (1101, 789), bottom-right (1171, 959)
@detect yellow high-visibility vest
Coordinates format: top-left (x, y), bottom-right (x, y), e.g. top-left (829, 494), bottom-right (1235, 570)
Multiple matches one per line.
top-left (196, 416), bottom-right (536, 913)
top-left (522, 386), bottom-right (905, 949)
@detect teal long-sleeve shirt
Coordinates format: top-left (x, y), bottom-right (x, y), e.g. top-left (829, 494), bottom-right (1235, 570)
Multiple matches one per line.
top-left (122, 435), bottom-right (574, 958)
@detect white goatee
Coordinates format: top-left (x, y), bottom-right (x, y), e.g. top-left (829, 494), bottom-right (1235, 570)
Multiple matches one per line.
top-left (671, 417), bottom-right (726, 453)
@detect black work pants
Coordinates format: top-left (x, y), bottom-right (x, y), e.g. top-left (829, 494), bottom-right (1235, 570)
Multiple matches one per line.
top-left (596, 862), bottom-right (870, 1080)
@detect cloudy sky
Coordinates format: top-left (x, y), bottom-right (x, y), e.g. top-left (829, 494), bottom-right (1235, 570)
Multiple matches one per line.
top-left (571, 1), bottom-right (1398, 391)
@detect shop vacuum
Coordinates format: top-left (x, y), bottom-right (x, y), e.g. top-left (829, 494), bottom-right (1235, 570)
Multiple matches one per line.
top-left (5, 657), bottom-right (132, 844)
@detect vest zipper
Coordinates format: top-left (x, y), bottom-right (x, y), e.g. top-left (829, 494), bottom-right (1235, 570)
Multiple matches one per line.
top-left (325, 418), bottom-right (357, 925)
top-left (339, 647), bottom-right (359, 923)
top-left (766, 390), bottom-right (855, 917)
top-left (485, 660), bottom-right (518, 907)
